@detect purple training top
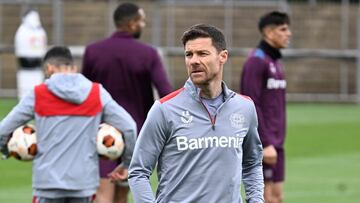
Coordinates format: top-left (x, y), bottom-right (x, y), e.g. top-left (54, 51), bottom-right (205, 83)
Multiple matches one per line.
top-left (240, 40), bottom-right (286, 148)
top-left (82, 31), bottom-right (172, 132)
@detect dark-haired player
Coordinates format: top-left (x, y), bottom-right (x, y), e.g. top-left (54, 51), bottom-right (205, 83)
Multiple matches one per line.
top-left (0, 46), bottom-right (136, 203)
top-left (240, 11), bottom-right (292, 203)
top-left (82, 2), bottom-right (172, 203)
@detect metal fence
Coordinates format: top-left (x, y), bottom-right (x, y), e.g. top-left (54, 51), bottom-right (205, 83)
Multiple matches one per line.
top-left (0, 0), bottom-right (359, 103)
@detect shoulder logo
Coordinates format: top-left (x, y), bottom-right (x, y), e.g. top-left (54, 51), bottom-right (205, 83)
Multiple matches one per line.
top-left (230, 113), bottom-right (245, 129)
top-left (181, 111), bottom-right (193, 124)
top-left (269, 62), bottom-right (276, 74)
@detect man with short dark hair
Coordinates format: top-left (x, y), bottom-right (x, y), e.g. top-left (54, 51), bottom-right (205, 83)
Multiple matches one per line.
top-left (110, 24), bottom-right (264, 203)
top-left (82, 2), bottom-right (172, 203)
top-left (240, 11), bottom-right (292, 203)
top-left (0, 46), bottom-right (137, 203)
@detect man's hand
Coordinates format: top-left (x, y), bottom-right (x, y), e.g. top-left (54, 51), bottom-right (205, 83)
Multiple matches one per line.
top-left (108, 164), bottom-right (128, 182)
top-left (263, 145), bottom-right (277, 165)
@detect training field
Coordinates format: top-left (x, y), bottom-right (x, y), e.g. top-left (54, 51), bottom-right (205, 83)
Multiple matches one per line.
top-left (0, 99), bottom-right (359, 203)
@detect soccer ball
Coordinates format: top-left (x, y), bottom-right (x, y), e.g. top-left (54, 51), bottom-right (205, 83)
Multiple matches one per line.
top-left (7, 124), bottom-right (37, 161)
top-left (97, 123), bottom-right (125, 160)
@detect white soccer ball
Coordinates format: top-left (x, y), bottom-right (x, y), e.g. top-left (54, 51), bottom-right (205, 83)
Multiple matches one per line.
top-left (7, 124), bottom-right (37, 161)
top-left (97, 123), bottom-right (125, 160)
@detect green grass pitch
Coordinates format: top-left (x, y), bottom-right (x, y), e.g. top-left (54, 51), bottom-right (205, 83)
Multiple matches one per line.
top-left (1, 98), bottom-right (359, 202)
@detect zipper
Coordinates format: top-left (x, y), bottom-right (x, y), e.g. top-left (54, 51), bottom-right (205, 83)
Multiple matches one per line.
top-left (197, 88), bottom-right (235, 130)
top-left (200, 100), bottom-right (217, 130)
top-left (199, 92), bottom-right (235, 130)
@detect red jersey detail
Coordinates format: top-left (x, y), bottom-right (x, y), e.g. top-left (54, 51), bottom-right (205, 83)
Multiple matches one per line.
top-left (32, 196), bottom-right (37, 203)
top-left (35, 83), bottom-right (102, 116)
top-left (160, 88), bottom-right (184, 104)
top-left (237, 93), bottom-right (253, 101)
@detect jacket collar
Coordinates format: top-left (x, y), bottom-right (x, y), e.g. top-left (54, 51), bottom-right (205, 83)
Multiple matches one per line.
top-left (258, 40), bottom-right (282, 60)
top-left (184, 78), bottom-right (234, 102)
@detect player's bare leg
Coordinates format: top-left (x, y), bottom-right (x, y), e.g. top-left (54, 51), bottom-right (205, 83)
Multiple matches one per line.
top-left (272, 182), bottom-right (284, 203)
top-left (114, 185), bottom-right (129, 203)
top-left (95, 178), bottom-right (115, 203)
top-left (264, 181), bottom-right (274, 203)
top-left (264, 181), bottom-right (284, 203)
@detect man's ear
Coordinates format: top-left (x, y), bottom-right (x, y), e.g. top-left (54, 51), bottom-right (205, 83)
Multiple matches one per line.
top-left (126, 19), bottom-right (136, 32)
top-left (46, 64), bottom-right (54, 75)
top-left (219, 50), bottom-right (228, 64)
top-left (72, 65), bottom-right (78, 73)
top-left (263, 26), bottom-right (275, 40)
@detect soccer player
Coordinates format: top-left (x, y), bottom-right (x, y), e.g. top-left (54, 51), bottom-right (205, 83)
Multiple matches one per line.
top-left (240, 11), bottom-right (291, 203)
top-left (0, 46), bottom-right (137, 203)
top-left (82, 3), bottom-right (172, 203)
top-left (110, 24), bottom-right (264, 203)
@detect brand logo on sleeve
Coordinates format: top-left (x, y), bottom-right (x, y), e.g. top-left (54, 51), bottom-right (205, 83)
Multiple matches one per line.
top-left (269, 62), bottom-right (276, 73)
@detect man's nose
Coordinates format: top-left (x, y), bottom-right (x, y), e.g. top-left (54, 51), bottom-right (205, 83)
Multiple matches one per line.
top-left (189, 54), bottom-right (200, 64)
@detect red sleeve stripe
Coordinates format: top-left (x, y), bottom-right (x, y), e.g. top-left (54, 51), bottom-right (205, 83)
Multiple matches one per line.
top-left (236, 93), bottom-right (253, 101)
top-left (159, 87), bottom-right (184, 104)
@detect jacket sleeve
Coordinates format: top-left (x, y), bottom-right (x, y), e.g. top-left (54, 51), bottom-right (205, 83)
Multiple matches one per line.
top-left (100, 86), bottom-right (137, 168)
top-left (149, 49), bottom-right (172, 97)
top-left (240, 57), bottom-right (272, 147)
top-left (242, 101), bottom-right (264, 203)
top-left (128, 101), bottom-right (168, 203)
top-left (0, 91), bottom-right (35, 154)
